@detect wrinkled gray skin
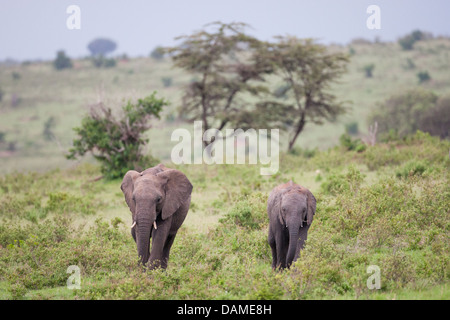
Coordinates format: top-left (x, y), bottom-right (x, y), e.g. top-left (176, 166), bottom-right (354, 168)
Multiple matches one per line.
top-left (267, 181), bottom-right (316, 270)
top-left (121, 164), bottom-right (193, 270)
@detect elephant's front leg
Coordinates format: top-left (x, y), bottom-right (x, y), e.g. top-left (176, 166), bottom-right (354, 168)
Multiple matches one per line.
top-left (148, 218), bottom-right (171, 270)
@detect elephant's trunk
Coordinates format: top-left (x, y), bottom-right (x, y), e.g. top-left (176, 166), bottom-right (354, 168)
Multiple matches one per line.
top-left (286, 227), bottom-right (300, 268)
top-left (136, 215), bottom-right (153, 266)
top-left (136, 223), bottom-right (151, 265)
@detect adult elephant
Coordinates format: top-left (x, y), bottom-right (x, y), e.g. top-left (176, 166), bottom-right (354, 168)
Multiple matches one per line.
top-left (121, 164), bottom-right (193, 270)
top-left (267, 181), bottom-right (316, 270)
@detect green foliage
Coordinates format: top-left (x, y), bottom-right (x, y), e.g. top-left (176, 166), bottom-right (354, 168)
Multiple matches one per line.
top-left (368, 88), bottom-right (439, 140)
top-left (220, 192), bottom-right (267, 230)
top-left (53, 51), bottom-right (73, 70)
top-left (150, 46), bottom-right (165, 60)
top-left (363, 63), bottom-right (375, 78)
top-left (167, 21), bottom-right (272, 138)
top-left (418, 95), bottom-right (450, 139)
top-left (398, 35), bottom-right (416, 51)
top-left (395, 160), bottom-right (427, 178)
top-left (417, 71), bottom-right (431, 83)
top-left (339, 133), bottom-right (366, 152)
top-left (87, 38), bottom-right (117, 56)
top-left (67, 92), bottom-right (167, 179)
top-left (0, 167), bottom-right (104, 222)
top-left (398, 30), bottom-right (429, 51)
top-left (345, 121), bottom-right (359, 135)
top-left (91, 56), bottom-right (117, 68)
top-left (320, 165), bottom-right (365, 196)
top-left (167, 22), bottom-right (349, 151)
top-left (161, 76), bottom-right (172, 87)
top-left (0, 132), bottom-right (449, 300)
top-left (255, 36), bottom-right (349, 151)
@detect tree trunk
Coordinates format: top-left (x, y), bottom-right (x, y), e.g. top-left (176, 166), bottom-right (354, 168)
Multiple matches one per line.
top-left (288, 112), bottom-right (306, 151)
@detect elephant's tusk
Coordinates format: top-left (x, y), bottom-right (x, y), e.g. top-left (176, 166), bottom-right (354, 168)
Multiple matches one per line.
top-left (130, 221), bottom-right (136, 229)
top-left (153, 221), bottom-right (157, 230)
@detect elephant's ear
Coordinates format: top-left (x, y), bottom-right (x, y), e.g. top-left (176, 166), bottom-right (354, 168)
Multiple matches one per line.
top-left (157, 169), bottom-right (193, 220)
top-left (121, 170), bottom-right (140, 215)
top-left (267, 188), bottom-right (286, 226)
top-left (306, 189), bottom-right (316, 226)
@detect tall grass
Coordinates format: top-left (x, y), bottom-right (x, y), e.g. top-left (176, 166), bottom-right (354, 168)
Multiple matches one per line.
top-left (0, 132), bottom-right (448, 299)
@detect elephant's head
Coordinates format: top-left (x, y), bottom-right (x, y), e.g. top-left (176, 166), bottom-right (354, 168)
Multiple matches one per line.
top-left (270, 182), bottom-right (316, 267)
top-left (120, 164), bottom-right (193, 265)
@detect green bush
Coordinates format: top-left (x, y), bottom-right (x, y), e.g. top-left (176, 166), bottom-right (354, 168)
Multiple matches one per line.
top-left (91, 55), bottom-right (116, 68)
top-left (395, 160), bottom-right (427, 178)
top-left (398, 30), bottom-right (428, 51)
top-left (67, 92), bottom-right (167, 179)
top-left (363, 64), bottom-right (375, 78)
top-left (339, 134), bottom-right (366, 152)
top-left (161, 77), bottom-right (172, 88)
top-left (345, 121), bottom-right (359, 135)
top-left (368, 88), bottom-right (438, 140)
top-left (417, 71), bottom-right (431, 83)
top-left (220, 192), bottom-right (267, 230)
top-left (53, 51), bottom-right (73, 70)
top-left (150, 46), bottom-right (165, 60)
top-left (320, 165), bottom-right (365, 196)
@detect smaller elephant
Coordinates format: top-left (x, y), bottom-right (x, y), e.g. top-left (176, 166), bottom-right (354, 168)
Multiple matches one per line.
top-left (121, 164), bottom-right (193, 270)
top-left (267, 181), bottom-right (316, 270)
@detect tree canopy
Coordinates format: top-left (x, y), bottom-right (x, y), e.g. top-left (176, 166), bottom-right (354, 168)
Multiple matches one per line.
top-left (87, 38), bottom-right (117, 56)
top-left (167, 22), bottom-right (350, 150)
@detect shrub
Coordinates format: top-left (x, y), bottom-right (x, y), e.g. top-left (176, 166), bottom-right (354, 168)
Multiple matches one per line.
top-left (345, 121), bottom-right (359, 135)
top-left (363, 64), bottom-right (375, 78)
top-left (398, 30), bottom-right (431, 51)
top-left (398, 34), bottom-right (416, 50)
top-left (161, 77), bottom-right (172, 88)
top-left (368, 88), bottom-right (438, 140)
top-left (220, 192), bottom-right (267, 230)
top-left (92, 55), bottom-right (116, 68)
top-left (395, 160), bottom-right (427, 178)
top-left (418, 95), bottom-right (450, 139)
top-left (150, 46), bottom-right (165, 60)
top-left (339, 134), bottom-right (366, 152)
top-left (417, 71), bottom-right (431, 83)
top-left (53, 50), bottom-right (73, 70)
top-left (320, 165), bottom-right (365, 196)
top-left (67, 92), bottom-right (167, 179)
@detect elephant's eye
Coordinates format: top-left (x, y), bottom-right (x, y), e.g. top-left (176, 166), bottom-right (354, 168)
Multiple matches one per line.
top-left (156, 196), bottom-right (162, 203)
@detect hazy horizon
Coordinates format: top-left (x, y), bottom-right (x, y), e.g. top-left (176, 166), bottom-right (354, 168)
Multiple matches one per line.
top-left (1, 0), bottom-right (449, 61)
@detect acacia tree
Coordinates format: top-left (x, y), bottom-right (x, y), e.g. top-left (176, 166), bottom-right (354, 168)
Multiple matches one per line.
top-left (87, 38), bottom-right (117, 56)
top-left (168, 23), bottom-right (349, 151)
top-left (166, 22), bottom-right (272, 145)
top-left (258, 36), bottom-right (350, 150)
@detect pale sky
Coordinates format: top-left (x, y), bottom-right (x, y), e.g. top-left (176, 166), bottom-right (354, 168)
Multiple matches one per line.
top-left (0, 0), bottom-right (449, 61)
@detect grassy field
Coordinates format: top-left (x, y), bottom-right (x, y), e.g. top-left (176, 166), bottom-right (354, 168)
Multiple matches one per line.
top-left (0, 37), bottom-right (449, 300)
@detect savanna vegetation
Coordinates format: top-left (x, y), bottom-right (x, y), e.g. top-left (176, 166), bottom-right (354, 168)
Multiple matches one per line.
top-left (0, 132), bottom-right (448, 299)
top-left (0, 26), bottom-right (449, 299)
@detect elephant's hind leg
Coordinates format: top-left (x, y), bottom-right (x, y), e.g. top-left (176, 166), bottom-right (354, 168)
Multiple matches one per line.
top-left (268, 231), bottom-right (277, 270)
